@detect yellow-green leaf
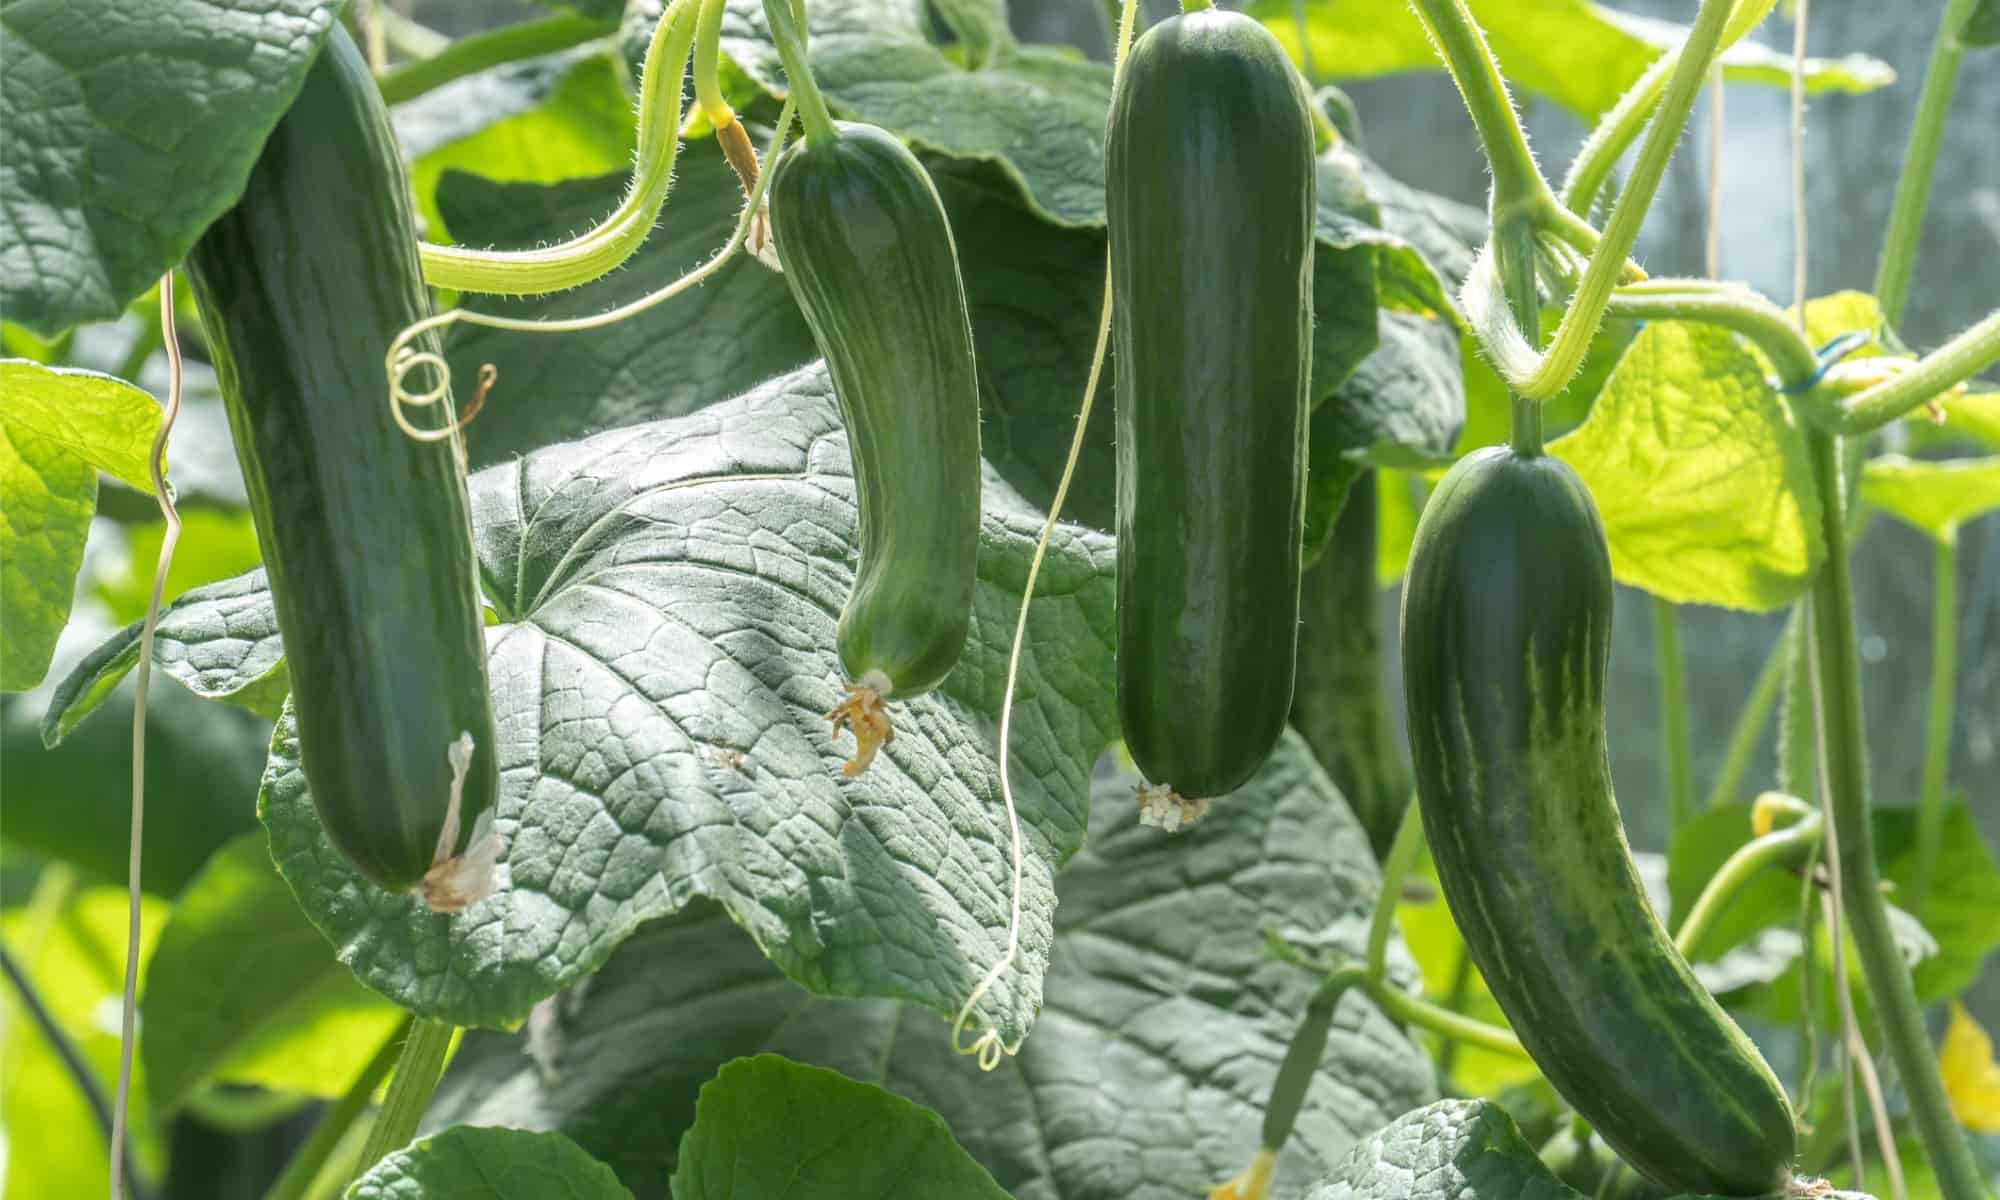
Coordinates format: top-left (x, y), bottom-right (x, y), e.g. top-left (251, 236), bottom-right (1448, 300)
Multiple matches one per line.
top-left (1247, 0), bottom-right (1891, 118)
top-left (1550, 322), bottom-right (1822, 610)
top-left (1, 360), bottom-right (158, 490)
top-left (1940, 1001), bottom-right (2000, 1133)
top-left (1860, 455), bottom-right (2000, 540)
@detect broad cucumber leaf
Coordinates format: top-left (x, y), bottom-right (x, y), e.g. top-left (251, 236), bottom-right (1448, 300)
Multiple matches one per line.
top-left (426, 732), bottom-right (1438, 1198)
top-left (671, 1056), bottom-right (1009, 1199)
top-left (0, 0), bottom-right (338, 335)
top-left (141, 833), bottom-right (402, 1114)
top-left (1302, 1099), bottom-right (1576, 1199)
top-left (1248, 0), bottom-right (1891, 119)
top-left (397, 51), bottom-right (637, 242)
top-left (1967, 0), bottom-right (2000, 46)
top-left (1, 360), bottom-right (159, 688)
top-left (346, 1127), bottom-right (632, 1200)
top-left (1549, 321), bottom-right (1823, 611)
top-left (60, 365), bottom-right (1119, 1041)
top-left (1859, 454), bottom-right (2000, 540)
top-left (2, 887), bottom-right (169, 1198)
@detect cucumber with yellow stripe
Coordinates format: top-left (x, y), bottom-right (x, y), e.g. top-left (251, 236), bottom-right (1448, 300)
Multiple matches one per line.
top-left (1400, 446), bottom-right (1796, 1196)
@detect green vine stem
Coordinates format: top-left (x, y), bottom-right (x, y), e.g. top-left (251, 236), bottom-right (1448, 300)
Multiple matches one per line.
top-left (1651, 596), bottom-right (1694, 831)
top-left (1260, 966), bottom-right (1361, 1152)
top-left (1452, 0), bottom-right (1739, 401)
top-left (350, 1019), bottom-right (455, 1183)
top-left (1369, 802), bottom-right (1428, 979)
top-left (1913, 531), bottom-right (1957, 905)
top-left (1604, 279), bottom-right (1819, 380)
top-left (762, 0), bottom-right (838, 145)
top-left (1778, 605), bottom-right (1817, 800)
top-left (414, 0), bottom-right (697, 294)
top-left (377, 13), bottom-right (619, 105)
top-left (262, 1017), bottom-right (411, 1200)
top-left (693, 0), bottom-right (734, 129)
top-left (1670, 795), bottom-right (1822, 958)
top-left (1702, 610), bottom-right (1796, 811)
top-left (1801, 429), bottom-right (1985, 1198)
top-left (1810, 307), bottom-right (2000, 435)
top-left (1404, 0), bottom-right (1545, 211)
top-left (1872, 0), bottom-right (1982, 328)
top-left (1559, 0), bottom-right (1777, 216)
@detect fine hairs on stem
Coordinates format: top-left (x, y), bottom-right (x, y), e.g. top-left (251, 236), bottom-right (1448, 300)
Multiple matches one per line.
top-left (112, 275), bottom-right (186, 1200)
top-left (388, 99), bottom-right (798, 439)
top-left (947, 0), bottom-right (1140, 1071)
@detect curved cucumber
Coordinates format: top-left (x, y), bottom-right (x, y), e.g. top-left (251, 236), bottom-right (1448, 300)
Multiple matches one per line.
top-left (1400, 446), bottom-right (1796, 1196)
top-left (185, 28), bottom-right (499, 908)
top-left (1107, 9), bottom-right (1315, 801)
top-left (769, 122), bottom-right (981, 775)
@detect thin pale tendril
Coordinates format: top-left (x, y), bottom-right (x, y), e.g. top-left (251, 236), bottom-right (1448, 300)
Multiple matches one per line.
top-left (950, 0), bottom-right (1141, 1075)
top-left (950, 257), bottom-right (1115, 1071)
top-left (387, 99), bottom-right (797, 440)
top-left (113, 276), bottom-right (184, 1200)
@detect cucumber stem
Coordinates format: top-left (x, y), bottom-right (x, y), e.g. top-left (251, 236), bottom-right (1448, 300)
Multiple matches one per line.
top-left (1403, 0), bottom-right (1545, 212)
top-left (1810, 307), bottom-right (2000, 436)
top-left (1702, 609), bottom-right (1793, 811)
top-left (1801, 430), bottom-right (1985, 1199)
top-left (1368, 802), bottom-right (1426, 980)
top-left (693, 0), bottom-right (735, 131)
top-left (1913, 531), bottom-right (1957, 906)
top-left (349, 1019), bottom-right (455, 1184)
top-left (763, 0), bottom-right (838, 146)
top-left (262, 1017), bottom-right (411, 1200)
top-left (1670, 806), bottom-right (1822, 960)
top-left (377, 13), bottom-right (618, 105)
top-left (1651, 595), bottom-right (1694, 832)
top-left (1259, 966), bottom-right (1360, 1151)
top-left (1603, 279), bottom-right (1819, 384)
top-left (1872, 0), bottom-right (1981, 329)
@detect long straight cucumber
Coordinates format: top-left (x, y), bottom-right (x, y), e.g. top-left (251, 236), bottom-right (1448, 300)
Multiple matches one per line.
top-left (185, 27), bottom-right (500, 910)
top-left (1400, 446), bottom-right (1796, 1195)
top-left (1107, 9), bottom-right (1316, 804)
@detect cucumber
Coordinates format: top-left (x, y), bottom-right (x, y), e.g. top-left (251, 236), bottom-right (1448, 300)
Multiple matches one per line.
top-left (769, 122), bottom-right (981, 776)
top-left (185, 27), bottom-right (499, 910)
top-left (1107, 9), bottom-right (1315, 802)
top-left (1400, 446), bottom-right (1795, 1196)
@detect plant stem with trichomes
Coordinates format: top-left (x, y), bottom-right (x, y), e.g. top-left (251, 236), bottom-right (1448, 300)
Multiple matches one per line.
top-left (350, 1020), bottom-right (455, 1182)
top-left (1801, 430), bottom-right (1984, 1198)
top-left (763, 0), bottom-right (837, 145)
top-left (1872, 0), bottom-right (1982, 328)
top-left (377, 13), bottom-right (618, 105)
top-left (264, 1017), bottom-right (412, 1200)
top-left (1913, 532), bottom-right (1957, 906)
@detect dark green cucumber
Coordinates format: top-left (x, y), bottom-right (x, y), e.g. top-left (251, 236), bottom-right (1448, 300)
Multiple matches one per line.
top-left (769, 122), bottom-right (980, 773)
top-left (185, 27), bottom-right (498, 906)
top-left (1400, 446), bottom-right (1795, 1196)
top-left (1107, 10), bottom-right (1315, 800)
top-left (1291, 471), bottom-right (1411, 858)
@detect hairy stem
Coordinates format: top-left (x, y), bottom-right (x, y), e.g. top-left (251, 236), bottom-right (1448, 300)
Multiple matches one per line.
top-left (1671, 806), bottom-right (1822, 959)
top-left (1914, 533), bottom-right (1957, 906)
top-left (1604, 280), bottom-right (1819, 384)
top-left (1872, 0), bottom-right (1981, 328)
top-left (1403, 0), bottom-right (1546, 210)
top-left (1813, 308), bottom-right (2000, 435)
top-left (1802, 430), bottom-right (1984, 1198)
top-left (263, 1018), bottom-right (411, 1200)
top-left (349, 1020), bottom-right (454, 1182)
top-left (763, 0), bottom-right (837, 144)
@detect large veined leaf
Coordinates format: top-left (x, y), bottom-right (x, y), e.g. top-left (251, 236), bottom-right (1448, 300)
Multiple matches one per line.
top-left (347, 1127), bottom-right (632, 1200)
top-left (1549, 321), bottom-right (1824, 611)
top-left (53, 366), bottom-right (1119, 1044)
top-left (1859, 454), bottom-right (2000, 541)
top-left (0, 0), bottom-right (339, 335)
top-left (426, 731), bottom-right (1437, 1198)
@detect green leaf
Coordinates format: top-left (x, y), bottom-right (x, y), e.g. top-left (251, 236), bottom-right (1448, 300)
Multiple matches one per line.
top-left (1859, 454), bottom-right (2000, 540)
top-left (347, 1127), bottom-right (633, 1200)
top-left (1963, 0), bottom-right (2000, 47)
top-left (426, 732), bottom-right (1438, 1196)
top-left (142, 833), bottom-right (402, 1114)
top-left (247, 366), bottom-right (1114, 1041)
top-left (671, 1056), bottom-right (1008, 1199)
top-left (1665, 804), bottom-right (1803, 968)
top-left (1549, 321), bottom-right (1824, 611)
top-left (1249, 0), bottom-right (1892, 119)
top-left (91, 508), bottom-right (263, 625)
top-left (2, 886), bottom-right (169, 1198)
top-left (1797, 290), bottom-right (1889, 354)
top-left (1302, 1099), bottom-right (1576, 1199)
top-left (399, 51), bottom-right (637, 241)
top-left (533, 0), bottom-right (623, 19)
top-left (1, 360), bottom-right (160, 688)
top-left (1881, 803), bottom-right (2000, 1004)
top-left (0, 0), bottom-right (338, 335)
top-left (2, 666), bottom-right (267, 896)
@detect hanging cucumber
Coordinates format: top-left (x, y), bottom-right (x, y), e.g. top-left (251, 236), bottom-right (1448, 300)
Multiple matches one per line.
top-left (1400, 446), bottom-right (1796, 1197)
top-left (769, 122), bottom-right (981, 776)
top-left (185, 27), bottom-right (500, 911)
top-left (1107, 8), bottom-right (1315, 804)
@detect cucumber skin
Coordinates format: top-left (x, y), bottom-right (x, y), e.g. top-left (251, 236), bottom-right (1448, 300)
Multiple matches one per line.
top-left (1107, 10), bottom-right (1315, 799)
top-left (769, 123), bottom-right (981, 699)
top-left (1400, 447), bottom-right (1796, 1196)
top-left (185, 28), bottom-right (497, 893)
